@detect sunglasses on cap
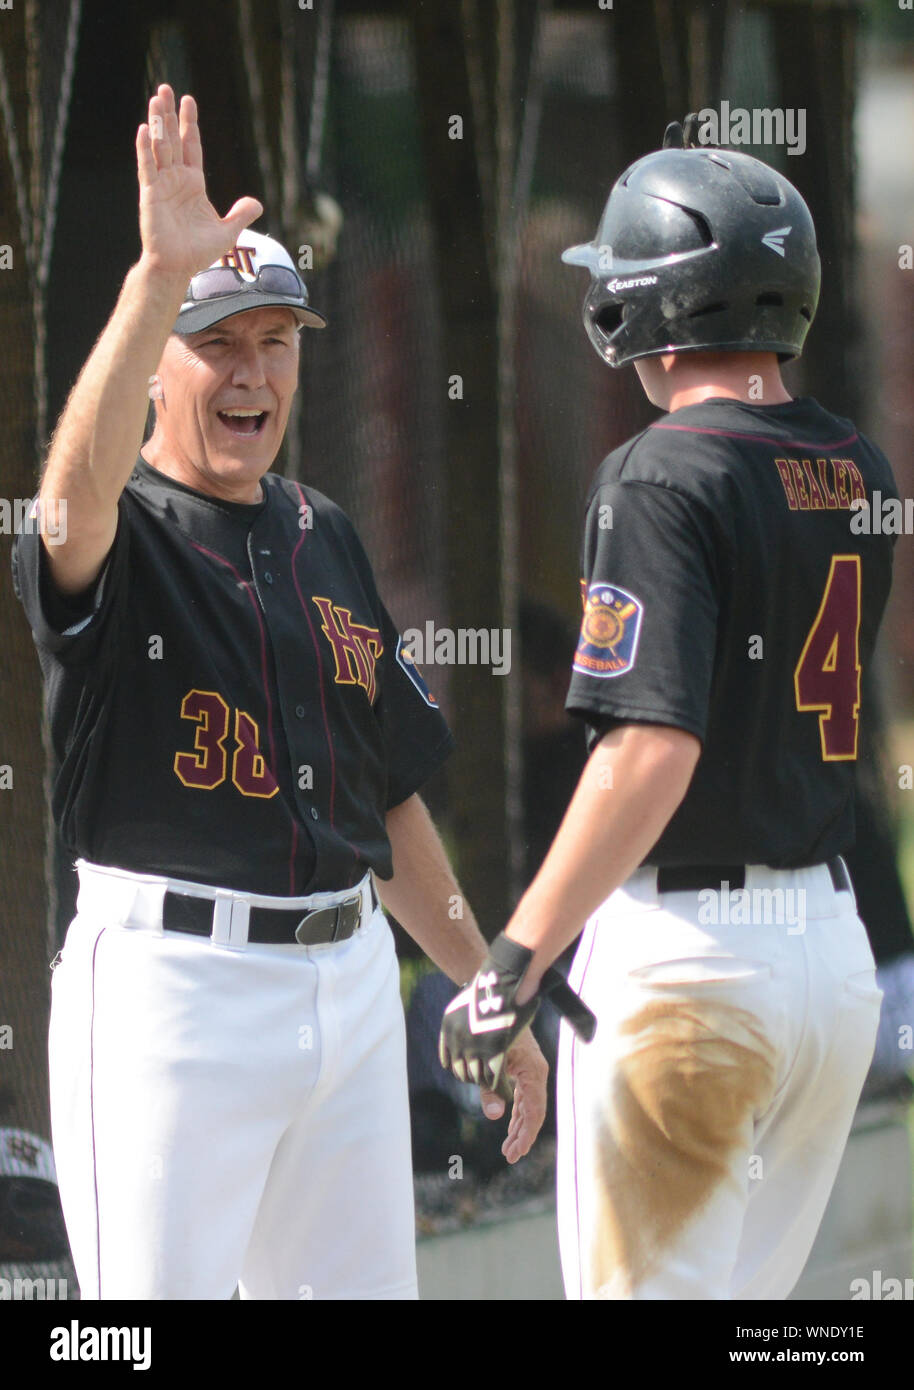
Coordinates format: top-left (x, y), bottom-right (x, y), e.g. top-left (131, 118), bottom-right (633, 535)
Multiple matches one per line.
top-left (184, 263), bottom-right (307, 304)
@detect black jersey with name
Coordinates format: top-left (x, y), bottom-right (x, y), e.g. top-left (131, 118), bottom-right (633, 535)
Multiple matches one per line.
top-left (565, 396), bottom-right (899, 868)
top-left (13, 456), bottom-right (453, 894)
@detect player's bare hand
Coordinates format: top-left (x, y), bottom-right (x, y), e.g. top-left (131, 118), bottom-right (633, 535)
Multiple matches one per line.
top-left (136, 84), bottom-right (262, 280)
top-left (479, 1029), bottom-right (548, 1164)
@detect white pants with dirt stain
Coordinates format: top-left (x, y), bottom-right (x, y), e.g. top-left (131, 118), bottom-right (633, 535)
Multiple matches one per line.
top-left (557, 859), bottom-right (882, 1301)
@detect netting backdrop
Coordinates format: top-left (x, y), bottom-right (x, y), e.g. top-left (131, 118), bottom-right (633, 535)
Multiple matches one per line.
top-left (296, 16), bottom-right (449, 657)
top-left (0, 0), bottom-right (83, 1291)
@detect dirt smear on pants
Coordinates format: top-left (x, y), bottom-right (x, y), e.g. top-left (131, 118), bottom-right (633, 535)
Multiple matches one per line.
top-left (592, 997), bottom-right (777, 1296)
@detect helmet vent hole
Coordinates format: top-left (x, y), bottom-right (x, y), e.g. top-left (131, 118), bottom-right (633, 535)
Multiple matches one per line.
top-left (756, 292), bottom-right (784, 307)
top-left (594, 303), bottom-right (625, 334)
top-left (688, 301), bottom-right (728, 320)
top-left (682, 208), bottom-right (713, 247)
top-left (799, 305), bottom-right (813, 321)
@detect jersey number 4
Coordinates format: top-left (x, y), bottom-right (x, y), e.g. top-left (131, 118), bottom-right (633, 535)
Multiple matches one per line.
top-left (173, 690), bottom-right (279, 798)
top-left (794, 555), bottom-right (861, 761)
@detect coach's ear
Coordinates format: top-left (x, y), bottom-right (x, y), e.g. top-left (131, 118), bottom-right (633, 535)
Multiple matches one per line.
top-left (143, 377), bottom-right (163, 441)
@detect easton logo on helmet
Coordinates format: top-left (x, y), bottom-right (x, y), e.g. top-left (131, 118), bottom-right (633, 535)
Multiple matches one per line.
top-left (761, 227), bottom-right (792, 257)
top-left (605, 275), bottom-right (659, 293)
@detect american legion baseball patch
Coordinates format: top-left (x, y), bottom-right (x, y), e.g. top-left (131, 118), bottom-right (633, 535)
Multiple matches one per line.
top-left (573, 582), bottom-right (643, 678)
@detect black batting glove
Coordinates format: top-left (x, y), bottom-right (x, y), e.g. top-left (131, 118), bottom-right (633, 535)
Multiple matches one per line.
top-left (439, 933), bottom-right (539, 1099)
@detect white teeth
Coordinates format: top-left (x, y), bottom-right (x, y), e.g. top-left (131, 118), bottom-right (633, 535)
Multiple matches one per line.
top-left (220, 409), bottom-right (265, 417)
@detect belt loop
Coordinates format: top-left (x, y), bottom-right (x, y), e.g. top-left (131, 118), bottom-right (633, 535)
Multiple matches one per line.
top-left (364, 873), bottom-right (378, 929)
top-left (829, 855), bottom-right (854, 903)
top-left (211, 891), bottom-right (250, 951)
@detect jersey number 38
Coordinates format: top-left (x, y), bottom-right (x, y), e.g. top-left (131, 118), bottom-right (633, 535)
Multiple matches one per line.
top-left (173, 689), bottom-right (279, 798)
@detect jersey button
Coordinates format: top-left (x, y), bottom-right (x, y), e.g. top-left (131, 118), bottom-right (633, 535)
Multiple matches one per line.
top-left (310, 807), bottom-right (319, 820)
top-left (263, 571), bottom-right (274, 584)
top-left (296, 704), bottom-right (306, 718)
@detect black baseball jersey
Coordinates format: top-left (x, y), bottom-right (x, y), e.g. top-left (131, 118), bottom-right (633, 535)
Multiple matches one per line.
top-left (566, 396), bottom-right (898, 868)
top-left (13, 456), bottom-right (453, 895)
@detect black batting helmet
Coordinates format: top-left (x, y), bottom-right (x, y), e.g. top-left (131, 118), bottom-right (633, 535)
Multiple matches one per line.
top-left (562, 119), bottom-right (820, 367)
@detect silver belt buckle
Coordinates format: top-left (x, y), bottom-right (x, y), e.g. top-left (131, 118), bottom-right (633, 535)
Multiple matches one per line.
top-left (294, 890), bottom-right (362, 944)
top-left (334, 892), bottom-right (363, 939)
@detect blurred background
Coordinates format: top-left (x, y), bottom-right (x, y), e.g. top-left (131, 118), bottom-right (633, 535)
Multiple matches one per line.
top-left (1, 0), bottom-right (912, 1298)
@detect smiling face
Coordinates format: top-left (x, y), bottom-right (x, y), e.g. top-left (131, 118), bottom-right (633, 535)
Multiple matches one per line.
top-left (142, 306), bottom-right (301, 502)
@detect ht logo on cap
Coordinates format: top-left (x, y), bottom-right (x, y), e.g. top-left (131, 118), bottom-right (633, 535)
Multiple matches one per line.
top-left (220, 245), bottom-right (258, 278)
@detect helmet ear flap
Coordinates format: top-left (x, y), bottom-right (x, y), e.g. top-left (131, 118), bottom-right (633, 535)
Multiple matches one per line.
top-left (584, 280), bottom-right (639, 366)
top-left (594, 302), bottom-right (624, 335)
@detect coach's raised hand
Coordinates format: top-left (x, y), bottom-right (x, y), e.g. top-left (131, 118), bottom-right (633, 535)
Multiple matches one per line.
top-left (137, 85), bottom-right (262, 279)
top-left (39, 86), bottom-right (262, 598)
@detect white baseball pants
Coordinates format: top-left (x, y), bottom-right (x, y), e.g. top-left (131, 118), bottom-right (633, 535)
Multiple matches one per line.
top-left (48, 861), bottom-right (417, 1300)
top-left (557, 860), bottom-right (882, 1300)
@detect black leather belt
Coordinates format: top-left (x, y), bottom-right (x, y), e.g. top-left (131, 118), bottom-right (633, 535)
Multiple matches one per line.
top-left (162, 880), bottom-right (378, 945)
top-left (655, 856), bottom-right (851, 895)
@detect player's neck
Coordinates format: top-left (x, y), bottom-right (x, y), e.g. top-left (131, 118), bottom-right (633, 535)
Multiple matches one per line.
top-left (637, 352), bottom-right (793, 413)
top-left (665, 378), bottom-right (794, 413)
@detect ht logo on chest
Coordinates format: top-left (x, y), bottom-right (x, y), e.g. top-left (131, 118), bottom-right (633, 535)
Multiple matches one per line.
top-left (312, 596), bottom-right (383, 702)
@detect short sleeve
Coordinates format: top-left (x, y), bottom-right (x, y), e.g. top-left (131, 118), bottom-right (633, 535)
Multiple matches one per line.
top-left (565, 480), bottom-right (720, 743)
top-left (11, 497), bottom-right (129, 662)
top-left (374, 604), bottom-right (454, 808)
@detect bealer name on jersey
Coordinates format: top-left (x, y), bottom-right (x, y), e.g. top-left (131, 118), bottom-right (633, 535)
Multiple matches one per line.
top-left (773, 456), bottom-right (866, 512)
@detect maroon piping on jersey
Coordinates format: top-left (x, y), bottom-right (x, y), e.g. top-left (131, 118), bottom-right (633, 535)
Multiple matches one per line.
top-left (189, 539), bottom-right (299, 885)
top-left (192, 521), bottom-right (365, 890)
top-left (288, 820), bottom-right (299, 897)
top-left (289, 484), bottom-right (337, 829)
top-left (89, 927), bottom-right (106, 1299)
top-left (651, 422), bottom-right (859, 451)
top-left (189, 540), bottom-right (278, 777)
